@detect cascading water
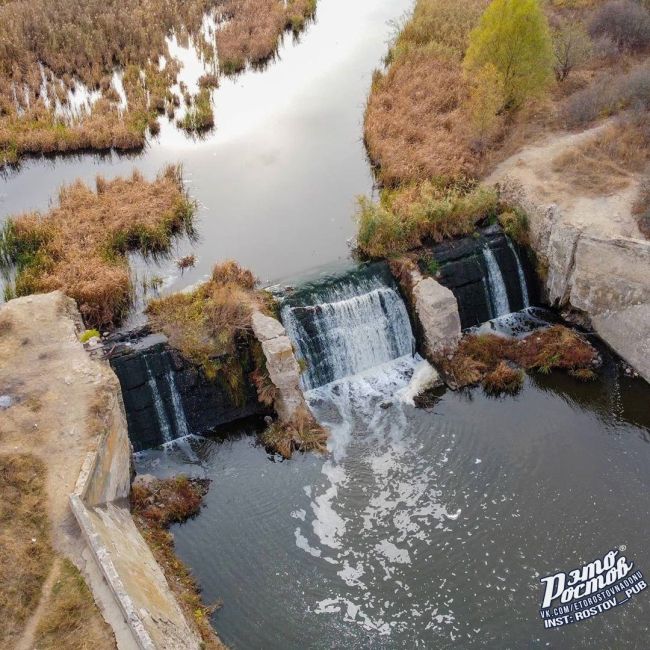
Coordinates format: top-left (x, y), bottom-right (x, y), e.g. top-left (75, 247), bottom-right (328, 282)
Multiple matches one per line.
top-left (507, 239), bottom-right (529, 308)
top-left (167, 369), bottom-right (190, 438)
top-left (481, 245), bottom-right (510, 318)
top-left (281, 264), bottom-right (415, 390)
top-left (145, 358), bottom-right (173, 443)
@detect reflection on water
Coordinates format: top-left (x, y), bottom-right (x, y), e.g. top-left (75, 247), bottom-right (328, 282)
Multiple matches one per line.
top-left (0, 0), bottom-right (413, 309)
top-left (136, 351), bottom-right (650, 648)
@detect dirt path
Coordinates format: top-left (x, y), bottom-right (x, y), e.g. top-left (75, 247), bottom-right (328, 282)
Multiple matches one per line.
top-left (485, 122), bottom-right (643, 240)
top-left (0, 292), bottom-right (118, 648)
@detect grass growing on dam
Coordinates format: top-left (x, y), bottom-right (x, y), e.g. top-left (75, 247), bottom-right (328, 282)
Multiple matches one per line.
top-left (131, 475), bottom-right (225, 649)
top-left (0, 165), bottom-right (196, 328)
top-left (147, 260), bottom-right (272, 403)
top-left (356, 180), bottom-right (498, 258)
top-left (437, 325), bottom-right (599, 393)
top-left (0, 454), bottom-right (54, 647)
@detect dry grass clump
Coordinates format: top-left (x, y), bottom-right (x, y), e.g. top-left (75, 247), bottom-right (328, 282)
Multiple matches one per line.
top-left (261, 407), bottom-right (328, 459)
top-left (178, 88), bottom-right (214, 133)
top-left (0, 165), bottom-right (195, 328)
top-left (147, 260), bottom-right (272, 401)
top-left (482, 361), bottom-right (525, 395)
top-left (0, 454), bottom-right (54, 647)
top-left (365, 54), bottom-right (479, 187)
top-left (216, 0), bottom-right (316, 73)
top-left (552, 112), bottom-right (650, 194)
top-left (365, 0), bottom-right (489, 187)
top-left (131, 475), bottom-right (225, 649)
top-left (356, 181), bottom-right (498, 258)
top-left (437, 325), bottom-right (599, 392)
top-left (34, 559), bottom-right (114, 650)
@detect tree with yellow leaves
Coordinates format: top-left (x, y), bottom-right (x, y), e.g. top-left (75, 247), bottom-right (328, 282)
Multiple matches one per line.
top-left (464, 0), bottom-right (553, 110)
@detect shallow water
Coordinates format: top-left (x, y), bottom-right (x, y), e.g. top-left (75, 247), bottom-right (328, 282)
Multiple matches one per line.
top-left (136, 350), bottom-right (650, 648)
top-left (0, 0), bottom-right (412, 302)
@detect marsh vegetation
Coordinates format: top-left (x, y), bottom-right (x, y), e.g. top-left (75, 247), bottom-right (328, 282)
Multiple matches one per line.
top-left (0, 165), bottom-right (195, 327)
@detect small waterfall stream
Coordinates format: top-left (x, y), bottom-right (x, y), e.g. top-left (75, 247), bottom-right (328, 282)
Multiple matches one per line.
top-left (145, 358), bottom-right (173, 443)
top-left (168, 369), bottom-right (190, 438)
top-left (507, 239), bottom-right (530, 308)
top-left (481, 245), bottom-right (510, 318)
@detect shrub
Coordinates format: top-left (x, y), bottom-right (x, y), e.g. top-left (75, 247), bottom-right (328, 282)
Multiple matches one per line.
top-left (561, 61), bottom-right (650, 128)
top-left (436, 325), bottom-right (599, 389)
top-left (464, 0), bottom-right (553, 109)
top-left (588, 0), bottom-right (650, 52)
top-left (552, 19), bottom-right (593, 82)
top-left (0, 166), bottom-right (196, 328)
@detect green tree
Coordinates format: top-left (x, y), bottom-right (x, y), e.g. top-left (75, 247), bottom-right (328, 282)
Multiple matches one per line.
top-left (464, 0), bottom-right (553, 109)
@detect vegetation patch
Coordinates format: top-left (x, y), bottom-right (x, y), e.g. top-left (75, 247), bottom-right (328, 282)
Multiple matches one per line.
top-left (356, 180), bottom-right (498, 258)
top-left (0, 0), bottom-right (318, 164)
top-left (217, 0), bottom-right (317, 73)
top-left (261, 407), bottom-right (328, 459)
top-left (436, 325), bottom-right (599, 392)
top-left (178, 88), bottom-right (214, 133)
top-left (552, 112), bottom-right (650, 194)
top-left (0, 454), bottom-right (54, 647)
top-left (147, 260), bottom-right (272, 403)
top-left (0, 165), bottom-right (195, 328)
top-left (131, 475), bottom-right (224, 649)
top-left (34, 559), bottom-right (114, 650)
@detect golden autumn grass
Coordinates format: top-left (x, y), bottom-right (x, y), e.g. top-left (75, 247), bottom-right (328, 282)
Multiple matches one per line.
top-left (552, 112), bottom-right (650, 194)
top-left (0, 454), bottom-right (54, 647)
top-left (147, 260), bottom-right (274, 404)
top-left (0, 165), bottom-right (195, 328)
top-left (131, 475), bottom-right (225, 649)
top-left (436, 325), bottom-right (599, 393)
top-left (34, 559), bottom-right (115, 650)
top-left (217, 0), bottom-right (316, 73)
top-left (364, 0), bottom-right (489, 188)
top-left (0, 0), bottom-right (317, 163)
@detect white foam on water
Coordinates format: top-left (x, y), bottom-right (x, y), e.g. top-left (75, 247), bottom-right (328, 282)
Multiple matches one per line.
top-left (292, 356), bottom-right (457, 637)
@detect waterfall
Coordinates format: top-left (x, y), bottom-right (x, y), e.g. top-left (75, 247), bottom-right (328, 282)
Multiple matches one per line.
top-left (281, 265), bottom-right (415, 390)
top-left (145, 358), bottom-right (173, 442)
top-left (167, 370), bottom-right (190, 438)
top-left (507, 239), bottom-right (530, 308)
top-left (482, 245), bottom-right (510, 318)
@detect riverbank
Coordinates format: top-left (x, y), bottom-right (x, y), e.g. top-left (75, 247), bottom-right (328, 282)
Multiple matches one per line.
top-left (0, 291), bottom-right (218, 648)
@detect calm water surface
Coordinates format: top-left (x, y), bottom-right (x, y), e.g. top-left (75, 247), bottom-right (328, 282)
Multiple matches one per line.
top-left (136, 352), bottom-right (650, 649)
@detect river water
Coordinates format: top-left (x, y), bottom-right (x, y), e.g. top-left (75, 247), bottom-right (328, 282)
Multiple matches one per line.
top-left (136, 349), bottom-right (650, 648)
top-left (0, 0), bottom-right (412, 295)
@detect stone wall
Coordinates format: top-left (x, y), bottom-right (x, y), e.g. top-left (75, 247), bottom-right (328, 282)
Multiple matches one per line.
top-left (498, 181), bottom-right (650, 382)
top-left (110, 337), bottom-right (265, 450)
